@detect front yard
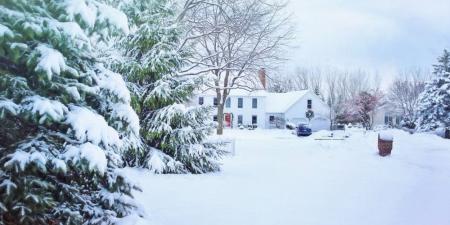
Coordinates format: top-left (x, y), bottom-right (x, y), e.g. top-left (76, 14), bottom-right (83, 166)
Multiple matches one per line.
top-left (126, 129), bottom-right (450, 225)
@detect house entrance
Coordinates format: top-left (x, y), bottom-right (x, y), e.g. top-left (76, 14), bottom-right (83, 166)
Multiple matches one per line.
top-left (224, 113), bottom-right (233, 128)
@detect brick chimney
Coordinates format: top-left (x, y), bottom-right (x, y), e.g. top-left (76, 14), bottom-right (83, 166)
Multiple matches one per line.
top-left (258, 68), bottom-right (266, 90)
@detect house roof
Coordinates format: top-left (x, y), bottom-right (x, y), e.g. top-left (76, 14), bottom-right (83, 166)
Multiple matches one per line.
top-left (265, 90), bottom-right (309, 113)
top-left (228, 89), bottom-right (267, 97)
top-left (195, 89), bottom-right (313, 113)
top-left (196, 89), bottom-right (267, 97)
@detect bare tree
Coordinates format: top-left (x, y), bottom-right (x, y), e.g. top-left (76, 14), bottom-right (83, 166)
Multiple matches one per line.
top-left (291, 67), bottom-right (324, 97)
top-left (270, 67), bottom-right (380, 128)
top-left (388, 68), bottom-right (428, 128)
top-left (182, 0), bottom-right (294, 134)
top-left (324, 72), bottom-right (339, 128)
top-left (269, 66), bottom-right (325, 97)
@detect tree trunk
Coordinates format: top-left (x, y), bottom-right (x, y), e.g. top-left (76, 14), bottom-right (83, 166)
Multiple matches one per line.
top-left (216, 103), bottom-right (224, 135)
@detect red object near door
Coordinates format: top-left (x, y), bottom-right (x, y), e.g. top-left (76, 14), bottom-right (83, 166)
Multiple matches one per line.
top-left (224, 113), bottom-right (232, 128)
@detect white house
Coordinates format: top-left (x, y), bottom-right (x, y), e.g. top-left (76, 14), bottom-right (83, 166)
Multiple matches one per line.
top-left (193, 89), bottom-right (331, 131)
top-left (372, 104), bottom-right (404, 128)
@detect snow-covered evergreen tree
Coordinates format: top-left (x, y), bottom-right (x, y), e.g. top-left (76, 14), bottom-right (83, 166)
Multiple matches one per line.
top-left (0, 0), bottom-right (142, 224)
top-left (110, 0), bottom-right (224, 174)
top-left (416, 50), bottom-right (450, 131)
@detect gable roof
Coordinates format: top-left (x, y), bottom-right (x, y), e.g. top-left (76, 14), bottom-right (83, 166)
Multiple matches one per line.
top-left (195, 89), bottom-right (314, 113)
top-left (265, 90), bottom-right (309, 113)
top-left (195, 89), bottom-right (267, 97)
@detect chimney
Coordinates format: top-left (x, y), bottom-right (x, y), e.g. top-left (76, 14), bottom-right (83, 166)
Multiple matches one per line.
top-left (258, 68), bottom-right (266, 90)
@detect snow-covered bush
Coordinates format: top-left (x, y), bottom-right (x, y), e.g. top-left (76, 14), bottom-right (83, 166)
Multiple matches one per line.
top-left (108, 0), bottom-right (225, 174)
top-left (0, 0), bottom-right (141, 224)
top-left (416, 50), bottom-right (450, 132)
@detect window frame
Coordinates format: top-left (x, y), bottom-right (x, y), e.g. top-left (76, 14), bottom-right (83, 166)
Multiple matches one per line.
top-left (225, 98), bottom-right (231, 108)
top-left (307, 99), bottom-right (312, 109)
top-left (252, 115), bottom-right (257, 124)
top-left (252, 98), bottom-right (258, 108)
top-left (238, 98), bottom-right (243, 108)
top-left (237, 115), bottom-right (243, 124)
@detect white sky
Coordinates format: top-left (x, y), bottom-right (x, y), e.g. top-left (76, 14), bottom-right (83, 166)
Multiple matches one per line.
top-left (283, 0), bottom-right (450, 84)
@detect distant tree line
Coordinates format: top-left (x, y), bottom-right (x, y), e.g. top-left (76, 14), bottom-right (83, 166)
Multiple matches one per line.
top-left (268, 66), bottom-right (429, 130)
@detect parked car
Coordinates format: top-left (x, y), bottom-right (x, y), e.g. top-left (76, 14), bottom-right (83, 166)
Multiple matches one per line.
top-left (331, 124), bottom-right (345, 131)
top-left (286, 122), bottom-right (296, 130)
top-left (296, 124), bottom-right (312, 136)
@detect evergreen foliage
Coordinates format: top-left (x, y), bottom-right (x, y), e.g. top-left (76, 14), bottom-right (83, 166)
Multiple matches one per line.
top-left (0, 0), bottom-right (141, 224)
top-left (416, 50), bottom-right (450, 131)
top-left (110, 0), bottom-right (224, 174)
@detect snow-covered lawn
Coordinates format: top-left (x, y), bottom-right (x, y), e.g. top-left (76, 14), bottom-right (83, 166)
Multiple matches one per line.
top-left (127, 129), bottom-right (450, 225)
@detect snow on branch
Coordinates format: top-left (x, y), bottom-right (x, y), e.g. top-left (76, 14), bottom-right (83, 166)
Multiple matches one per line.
top-left (65, 106), bottom-right (122, 148)
top-left (21, 96), bottom-right (68, 124)
top-left (0, 99), bottom-right (19, 117)
top-left (0, 23), bottom-right (13, 38)
top-left (34, 45), bottom-right (66, 80)
top-left (54, 0), bottom-right (129, 34)
top-left (63, 143), bottom-right (107, 174)
top-left (96, 65), bottom-right (132, 103)
top-left (95, 2), bottom-right (129, 34)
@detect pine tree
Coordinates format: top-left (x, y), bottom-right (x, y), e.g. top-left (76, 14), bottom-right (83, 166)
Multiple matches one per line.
top-left (416, 50), bottom-right (450, 131)
top-left (110, 0), bottom-right (224, 174)
top-left (0, 0), bottom-right (142, 224)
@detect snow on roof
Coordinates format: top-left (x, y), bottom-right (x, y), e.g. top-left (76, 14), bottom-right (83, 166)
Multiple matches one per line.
top-left (228, 89), bottom-right (267, 97)
top-left (196, 89), bottom-right (267, 97)
top-left (195, 88), bottom-right (311, 113)
top-left (265, 90), bottom-right (309, 113)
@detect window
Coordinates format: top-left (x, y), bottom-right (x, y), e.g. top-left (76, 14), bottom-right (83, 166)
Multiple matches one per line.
top-left (237, 115), bottom-right (243, 124)
top-left (238, 98), bottom-right (243, 108)
top-left (385, 115), bottom-right (393, 125)
top-left (252, 98), bottom-right (257, 108)
top-left (396, 116), bottom-right (401, 125)
top-left (269, 115), bottom-right (275, 124)
top-left (307, 99), bottom-right (312, 109)
top-left (213, 97), bottom-right (218, 106)
top-left (252, 115), bottom-right (257, 124)
top-left (213, 115), bottom-right (218, 122)
top-left (198, 97), bottom-right (204, 105)
top-left (225, 98), bottom-right (231, 108)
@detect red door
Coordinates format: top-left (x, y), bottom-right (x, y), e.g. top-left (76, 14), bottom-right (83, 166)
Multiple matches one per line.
top-left (224, 113), bottom-right (232, 128)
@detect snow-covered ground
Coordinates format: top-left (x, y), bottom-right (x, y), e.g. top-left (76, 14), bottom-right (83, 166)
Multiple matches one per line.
top-left (126, 129), bottom-right (450, 225)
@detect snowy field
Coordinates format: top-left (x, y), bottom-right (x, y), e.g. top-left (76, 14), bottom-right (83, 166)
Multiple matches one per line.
top-left (126, 129), bottom-right (450, 225)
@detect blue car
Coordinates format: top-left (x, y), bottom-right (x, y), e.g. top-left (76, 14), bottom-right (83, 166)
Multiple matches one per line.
top-left (296, 124), bottom-right (312, 136)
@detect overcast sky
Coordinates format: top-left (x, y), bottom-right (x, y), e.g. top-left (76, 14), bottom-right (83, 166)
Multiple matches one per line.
top-left (283, 0), bottom-right (450, 83)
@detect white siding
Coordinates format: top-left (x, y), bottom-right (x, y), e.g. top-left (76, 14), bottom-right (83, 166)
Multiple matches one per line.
top-left (284, 92), bottom-right (330, 131)
top-left (193, 94), bottom-right (266, 129)
top-left (224, 96), bottom-right (266, 128)
top-left (265, 113), bottom-right (285, 129)
top-left (372, 107), bottom-right (404, 128)
top-left (192, 90), bottom-right (331, 131)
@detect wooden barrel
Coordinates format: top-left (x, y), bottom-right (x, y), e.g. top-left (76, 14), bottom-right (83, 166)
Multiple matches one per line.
top-left (378, 135), bottom-right (393, 156)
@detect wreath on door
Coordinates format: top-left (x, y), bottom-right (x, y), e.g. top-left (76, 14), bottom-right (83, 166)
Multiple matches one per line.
top-left (306, 109), bottom-right (315, 121)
